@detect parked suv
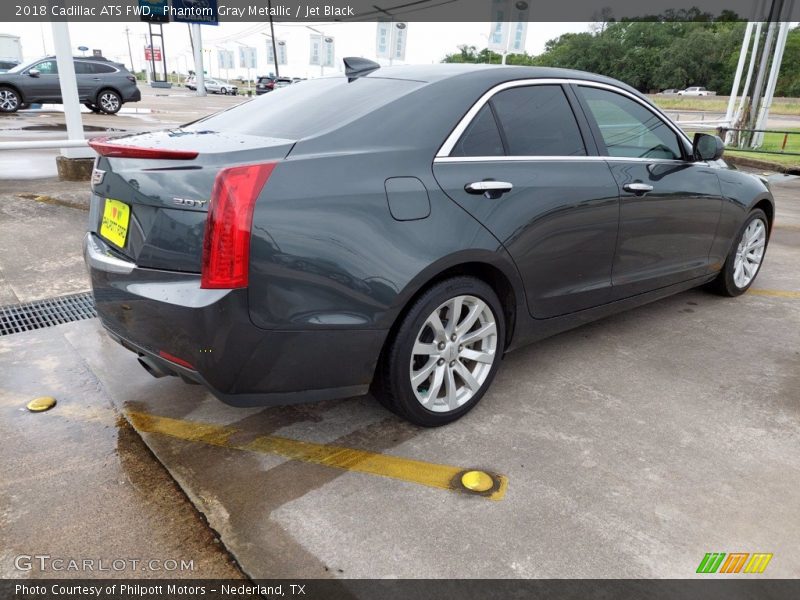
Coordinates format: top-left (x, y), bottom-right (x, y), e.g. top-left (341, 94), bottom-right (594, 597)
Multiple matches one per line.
top-left (255, 75), bottom-right (276, 95)
top-left (0, 56), bottom-right (141, 114)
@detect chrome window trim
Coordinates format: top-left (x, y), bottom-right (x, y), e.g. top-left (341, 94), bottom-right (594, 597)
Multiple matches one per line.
top-left (435, 78), bottom-right (692, 160)
top-left (433, 156), bottom-right (694, 165)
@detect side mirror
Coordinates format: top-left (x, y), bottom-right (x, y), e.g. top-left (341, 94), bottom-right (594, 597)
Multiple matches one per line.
top-left (693, 133), bottom-right (724, 161)
top-left (28, 69), bottom-right (40, 78)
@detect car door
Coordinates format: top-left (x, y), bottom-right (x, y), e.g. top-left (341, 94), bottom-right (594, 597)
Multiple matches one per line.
top-left (433, 82), bottom-right (620, 319)
top-left (73, 61), bottom-right (95, 101)
top-left (574, 84), bottom-right (723, 298)
top-left (24, 59), bottom-right (60, 102)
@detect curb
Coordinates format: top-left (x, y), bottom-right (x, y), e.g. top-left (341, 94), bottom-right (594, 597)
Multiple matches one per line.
top-left (725, 154), bottom-right (800, 175)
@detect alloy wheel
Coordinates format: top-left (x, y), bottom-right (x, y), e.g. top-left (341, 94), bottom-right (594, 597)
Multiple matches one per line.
top-left (0, 89), bottom-right (19, 112)
top-left (409, 295), bottom-right (498, 413)
top-left (733, 218), bottom-right (766, 288)
top-left (99, 92), bottom-right (120, 113)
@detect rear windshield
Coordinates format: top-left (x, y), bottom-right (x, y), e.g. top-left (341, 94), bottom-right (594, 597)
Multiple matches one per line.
top-left (188, 76), bottom-right (424, 140)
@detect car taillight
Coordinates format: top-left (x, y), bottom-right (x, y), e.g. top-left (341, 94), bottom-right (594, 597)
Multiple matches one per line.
top-left (158, 350), bottom-right (194, 370)
top-left (201, 163), bottom-right (276, 289)
top-left (89, 137), bottom-right (198, 160)
top-left (127, 75), bottom-right (136, 83)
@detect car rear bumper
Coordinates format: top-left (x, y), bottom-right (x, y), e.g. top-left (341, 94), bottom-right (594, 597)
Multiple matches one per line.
top-left (84, 232), bottom-right (382, 406)
top-left (126, 88), bottom-right (142, 102)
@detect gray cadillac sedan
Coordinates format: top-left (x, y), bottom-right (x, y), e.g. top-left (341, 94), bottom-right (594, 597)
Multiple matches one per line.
top-left (84, 61), bottom-right (773, 426)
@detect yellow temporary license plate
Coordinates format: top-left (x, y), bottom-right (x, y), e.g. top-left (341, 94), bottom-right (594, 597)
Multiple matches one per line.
top-left (100, 199), bottom-right (130, 248)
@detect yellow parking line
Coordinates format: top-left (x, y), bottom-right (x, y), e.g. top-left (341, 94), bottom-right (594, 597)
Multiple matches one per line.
top-left (128, 411), bottom-right (508, 500)
top-left (748, 288), bottom-right (800, 298)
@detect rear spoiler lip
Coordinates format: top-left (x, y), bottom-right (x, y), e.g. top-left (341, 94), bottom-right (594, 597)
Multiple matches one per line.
top-left (89, 136), bottom-right (199, 160)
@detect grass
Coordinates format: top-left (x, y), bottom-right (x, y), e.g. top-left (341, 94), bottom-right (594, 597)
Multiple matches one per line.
top-left (678, 126), bottom-right (800, 170)
top-left (650, 95), bottom-right (800, 116)
top-left (724, 149), bottom-right (800, 168)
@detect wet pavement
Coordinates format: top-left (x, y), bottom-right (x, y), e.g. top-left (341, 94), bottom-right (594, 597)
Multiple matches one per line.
top-left (0, 87), bottom-right (249, 179)
top-left (0, 180), bottom-right (90, 304)
top-left (1, 168), bottom-right (798, 578)
top-left (0, 325), bottom-right (245, 579)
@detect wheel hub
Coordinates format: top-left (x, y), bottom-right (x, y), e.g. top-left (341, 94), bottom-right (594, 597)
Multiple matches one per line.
top-left (409, 294), bottom-right (498, 413)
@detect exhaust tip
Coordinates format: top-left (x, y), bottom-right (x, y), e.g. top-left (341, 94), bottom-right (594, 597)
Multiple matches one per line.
top-left (138, 355), bottom-right (171, 379)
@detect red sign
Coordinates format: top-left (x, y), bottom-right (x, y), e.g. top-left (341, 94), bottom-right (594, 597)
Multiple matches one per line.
top-left (144, 46), bottom-right (162, 61)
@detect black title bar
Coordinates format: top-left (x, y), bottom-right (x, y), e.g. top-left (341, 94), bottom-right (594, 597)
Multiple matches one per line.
top-left (4, 0), bottom-right (800, 23)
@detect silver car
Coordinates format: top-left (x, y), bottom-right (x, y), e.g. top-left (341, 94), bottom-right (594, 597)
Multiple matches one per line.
top-left (202, 78), bottom-right (237, 95)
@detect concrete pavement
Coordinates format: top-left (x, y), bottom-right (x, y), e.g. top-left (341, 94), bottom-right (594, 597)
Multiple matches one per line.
top-left (0, 325), bottom-right (246, 579)
top-left (1, 170), bottom-right (798, 578)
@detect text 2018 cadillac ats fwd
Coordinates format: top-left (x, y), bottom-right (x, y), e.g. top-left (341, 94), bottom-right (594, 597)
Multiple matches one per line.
top-left (84, 60), bottom-right (773, 426)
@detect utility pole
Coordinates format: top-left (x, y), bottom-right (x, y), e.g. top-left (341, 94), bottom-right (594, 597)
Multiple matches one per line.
top-left (268, 0), bottom-right (280, 77)
top-left (124, 26), bottom-right (135, 74)
top-left (192, 23), bottom-right (206, 96)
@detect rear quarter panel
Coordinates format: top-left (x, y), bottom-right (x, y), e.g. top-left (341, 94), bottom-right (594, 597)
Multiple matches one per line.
top-left (246, 147), bottom-right (520, 331)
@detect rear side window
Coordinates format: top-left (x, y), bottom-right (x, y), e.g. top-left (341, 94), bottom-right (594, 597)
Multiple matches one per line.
top-left (491, 85), bottom-right (586, 157)
top-left (451, 85), bottom-right (586, 157)
top-left (578, 86), bottom-right (683, 160)
top-left (74, 62), bottom-right (92, 74)
top-left (450, 104), bottom-right (504, 157)
top-left (189, 77), bottom-right (424, 140)
top-left (90, 63), bottom-right (116, 74)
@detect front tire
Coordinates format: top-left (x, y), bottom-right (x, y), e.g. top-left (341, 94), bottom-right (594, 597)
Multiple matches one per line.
top-left (373, 277), bottom-right (505, 427)
top-left (97, 90), bottom-right (122, 114)
top-left (711, 208), bottom-right (768, 297)
top-left (0, 87), bottom-right (21, 113)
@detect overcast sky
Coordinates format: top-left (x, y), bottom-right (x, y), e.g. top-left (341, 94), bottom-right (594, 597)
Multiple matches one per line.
top-left (5, 21), bottom-right (590, 78)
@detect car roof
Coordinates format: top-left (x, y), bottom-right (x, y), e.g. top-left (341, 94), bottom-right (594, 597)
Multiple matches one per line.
top-left (356, 63), bottom-right (643, 98)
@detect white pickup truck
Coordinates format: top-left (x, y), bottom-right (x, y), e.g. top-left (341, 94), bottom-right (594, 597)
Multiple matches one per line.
top-left (677, 86), bottom-right (716, 96)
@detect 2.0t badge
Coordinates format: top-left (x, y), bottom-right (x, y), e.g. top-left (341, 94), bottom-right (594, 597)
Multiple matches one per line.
top-left (172, 197), bottom-right (207, 208)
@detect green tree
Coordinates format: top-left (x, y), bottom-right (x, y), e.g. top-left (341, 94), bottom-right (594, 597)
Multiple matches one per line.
top-left (442, 18), bottom-right (798, 97)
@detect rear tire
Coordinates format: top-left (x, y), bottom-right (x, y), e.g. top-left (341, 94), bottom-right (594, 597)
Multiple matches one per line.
top-left (711, 208), bottom-right (768, 297)
top-left (0, 87), bottom-right (21, 113)
top-left (83, 102), bottom-right (103, 114)
top-left (97, 89), bottom-right (122, 114)
top-left (373, 277), bottom-right (505, 427)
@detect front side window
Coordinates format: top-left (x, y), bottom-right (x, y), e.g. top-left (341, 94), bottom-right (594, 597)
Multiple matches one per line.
top-left (33, 60), bottom-right (58, 75)
top-left (450, 84), bottom-right (586, 158)
top-left (578, 86), bottom-right (683, 160)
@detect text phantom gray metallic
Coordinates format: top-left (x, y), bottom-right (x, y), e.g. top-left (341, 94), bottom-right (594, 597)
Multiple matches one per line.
top-left (84, 61), bottom-right (773, 426)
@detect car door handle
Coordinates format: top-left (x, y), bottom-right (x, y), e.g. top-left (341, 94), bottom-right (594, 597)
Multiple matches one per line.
top-left (464, 181), bottom-right (513, 198)
top-left (623, 182), bottom-right (654, 194)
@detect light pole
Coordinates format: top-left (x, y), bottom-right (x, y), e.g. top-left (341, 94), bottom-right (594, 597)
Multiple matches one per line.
top-left (124, 26), bottom-right (135, 73)
top-left (215, 47), bottom-right (230, 84)
top-left (234, 41), bottom-right (254, 93)
top-left (389, 21), bottom-right (406, 67)
top-left (267, 0), bottom-right (280, 78)
top-left (306, 26), bottom-right (332, 77)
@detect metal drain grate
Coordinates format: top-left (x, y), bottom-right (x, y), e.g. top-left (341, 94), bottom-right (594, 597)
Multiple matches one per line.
top-left (0, 292), bottom-right (97, 336)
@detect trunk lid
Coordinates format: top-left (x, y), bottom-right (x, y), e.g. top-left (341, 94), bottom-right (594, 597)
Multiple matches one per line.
top-left (89, 130), bottom-right (294, 272)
